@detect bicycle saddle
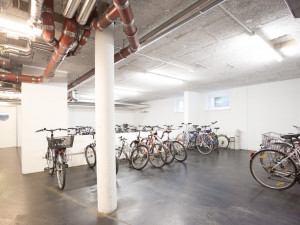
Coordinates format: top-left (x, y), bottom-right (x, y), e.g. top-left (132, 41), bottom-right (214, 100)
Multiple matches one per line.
top-left (280, 133), bottom-right (300, 140)
top-left (214, 127), bottom-right (220, 130)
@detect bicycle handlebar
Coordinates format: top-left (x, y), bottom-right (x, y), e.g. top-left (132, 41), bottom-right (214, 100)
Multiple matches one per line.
top-left (35, 128), bottom-right (67, 133)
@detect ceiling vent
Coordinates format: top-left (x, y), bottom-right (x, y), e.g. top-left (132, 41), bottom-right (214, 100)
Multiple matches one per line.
top-left (284, 0), bottom-right (300, 18)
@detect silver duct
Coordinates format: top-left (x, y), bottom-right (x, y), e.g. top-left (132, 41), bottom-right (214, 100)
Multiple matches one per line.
top-left (30, 0), bottom-right (45, 24)
top-left (63, 0), bottom-right (82, 18)
top-left (76, 0), bottom-right (97, 25)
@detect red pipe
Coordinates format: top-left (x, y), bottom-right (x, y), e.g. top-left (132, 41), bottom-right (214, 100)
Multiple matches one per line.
top-left (113, 0), bottom-right (140, 63)
top-left (41, 0), bottom-right (58, 48)
top-left (42, 18), bottom-right (78, 80)
top-left (92, 5), bottom-right (119, 31)
top-left (71, 9), bottom-right (98, 56)
top-left (1, 72), bottom-right (43, 83)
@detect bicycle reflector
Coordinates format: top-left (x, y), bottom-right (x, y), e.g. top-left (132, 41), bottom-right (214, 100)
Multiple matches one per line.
top-left (250, 152), bottom-right (254, 157)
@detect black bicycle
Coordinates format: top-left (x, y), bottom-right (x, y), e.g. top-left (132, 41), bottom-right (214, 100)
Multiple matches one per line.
top-left (36, 128), bottom-right (74, 190)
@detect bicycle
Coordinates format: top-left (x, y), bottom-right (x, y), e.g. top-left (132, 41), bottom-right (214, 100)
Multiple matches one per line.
top-left (250, 131), bottom-right (300, 190)
top-left (160, 125), bottom-right (187, 162)
top-left (36, 128), bottom-right (74, 190)
top-left (133, 130), bottom-right (167, 168)
top-left (116, 136), bottom-right (149, 170)
top-left (176, 123), bottom-right (214, 154)
top-left (208, 121), bottom-right (230, 149)
top-left (68, 126), bottom-right (119, 173)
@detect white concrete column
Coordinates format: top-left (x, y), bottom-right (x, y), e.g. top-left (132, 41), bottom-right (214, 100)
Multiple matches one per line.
top-left (95, 25), bottom-right (117, 213)
top-left (184, 91), bottom-right (202, 124)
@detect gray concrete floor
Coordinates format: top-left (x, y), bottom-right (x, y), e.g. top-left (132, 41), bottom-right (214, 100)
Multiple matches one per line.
top-left (0, 147), bottom-right (300, 225)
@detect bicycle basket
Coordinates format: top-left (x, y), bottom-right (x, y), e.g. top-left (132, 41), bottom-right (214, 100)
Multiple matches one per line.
top-left (47, 135), bottom-right (74, 149)
top-left (261, 132), bottom-right (291, 152)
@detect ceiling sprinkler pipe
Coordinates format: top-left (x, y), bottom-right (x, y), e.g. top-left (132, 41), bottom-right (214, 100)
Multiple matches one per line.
top-left (30, 0), bottom-right (44, 25)
top-left (62, 0), bottom-right (81, 19)
top-left (76, 0), bottom-right (98, 25)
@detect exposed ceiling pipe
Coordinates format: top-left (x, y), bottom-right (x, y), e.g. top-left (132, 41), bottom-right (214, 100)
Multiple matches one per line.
top-left (69, 0), bottom-right (138, 90)
top-left (0, 56), bottom-right (11, 71)
top-left (1, 72), bottom-right (42, 83)
top-left (138, 0), bottom-right (224, 51)
top-left (77, 0), bottom-right (98, 25)
top-left (91, 5), bottom-right (119, 31)
top-left (62, 0), bottom-right (81, 19)
top-left (68, 0), bottom-right (222, 91)
top-left (29, 0), bottom-right (44, 25)
top-left (70, 9), bottom-right (98, 56)
top-left (41, 0), bottom-right (59, 48)
top-left (42, 17), bottom-right (78, 80)
top-left (113, 0), bottom-right (140, 63)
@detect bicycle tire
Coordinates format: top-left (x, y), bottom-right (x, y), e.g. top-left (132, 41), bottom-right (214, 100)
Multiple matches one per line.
top-left (172, 141), bottom-right (187, 162)
top-left (250, 149), bottom-right (297, 190)
top-left (130, 144), bottom-right (149, 170)
top-left (176, 133), bottom-right (188, 148)
top-left (149, 143), bottom-right (167, 168)
top-left (163, 140), bottom-right (176, 164)
top-left (196, 134), bottom-right (214, 154)
top-left (85, 146), bottom-right (96, 168)
top-left (116, 156), bottom-right (119, 174)
top-left (46, 148), bottom-right (54, 175)
top-left (217, 135), bottom-right (230, 149)
top-left (56, 153), bottom-right (66, 190)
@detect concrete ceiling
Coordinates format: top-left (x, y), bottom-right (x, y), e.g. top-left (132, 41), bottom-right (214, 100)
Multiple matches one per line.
top-left (1, 0), bottom-right (300, 103)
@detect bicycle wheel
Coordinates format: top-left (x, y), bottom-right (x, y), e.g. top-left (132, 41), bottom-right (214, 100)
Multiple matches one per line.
top-left (85, 146), bottom-right (96, 168)
top-left (250, 149), bottom-right (297, 190)
top-left (56, 153), bottom-right (66, 190)
top-left (172, 141), bottom-right (187, 162)
top-left (130, 144), bottom-right (149, 170)
top-left (163, 140), bottom-right (176, 164)
top-left (46, 148), bottom-right (54, 175)
top-left (149, 143), bottom-right (167, 168)
top-left (196, 134), bottom-right (214, 154)
top-left (176, 133), bottom-right (188, 148)
top-left (116, 156), bottom-right (119, 174)
top-left (217, 135), bottom-right (230, 149)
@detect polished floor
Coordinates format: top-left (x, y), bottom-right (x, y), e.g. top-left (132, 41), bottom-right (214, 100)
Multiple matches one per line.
top-left (0, 147), bottom-right (300, 225)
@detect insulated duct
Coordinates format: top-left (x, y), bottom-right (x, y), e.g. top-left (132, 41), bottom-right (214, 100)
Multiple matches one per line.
top-left (77, 0), bottom-right (98, 25)
top-left (1, 72), bottom-right (42, 83)
top-left (42, 18), bottom-right (78, 80)
top-left (41, 0), bottom-right (58, 48)
top-left (30, 0), bottom-right (44, 25)
top-left (113, 0), bottom-right (139, 63)
top-left (63, 0), bottom-right (81, 19)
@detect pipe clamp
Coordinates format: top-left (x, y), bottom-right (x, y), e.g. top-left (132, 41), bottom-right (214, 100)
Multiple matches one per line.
top-left (63, 30), bottom-right (76, 38)
top-left (114, 1), bottom-right (129, 10)
top-left (1, 72), bottom-right (5, 81)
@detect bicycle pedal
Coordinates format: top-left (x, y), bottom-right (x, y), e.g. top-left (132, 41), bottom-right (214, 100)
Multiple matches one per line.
top-left (44, 167), bottom-right (49, 172)
top-left (65, 164), bottom-right (69, 168)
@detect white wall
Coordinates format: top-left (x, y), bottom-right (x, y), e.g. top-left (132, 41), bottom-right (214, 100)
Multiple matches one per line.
top-left (21, 83), bottom-right (68, 174)
top-left (128, 78), bottom-right (300, 150)
top-left (133, 98), bottom-right (183, 126)
top-left (0, 106), bottom-right (17, 148)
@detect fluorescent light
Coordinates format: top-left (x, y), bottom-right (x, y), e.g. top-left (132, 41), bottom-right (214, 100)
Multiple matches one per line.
top-left (0, 92), bottom-right (22, 99)
top-left (251, 34), bottom-right (283, 62)
top-left (140, 73), bottom-right (184, 86)
top-left (0, 15), bottom-right (42, 37)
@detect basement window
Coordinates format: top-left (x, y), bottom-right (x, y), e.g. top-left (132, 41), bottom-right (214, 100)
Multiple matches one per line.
top-left (205, 93), bottom-right (230, 111)
top-left (174, 98), bottom-right (184, 112)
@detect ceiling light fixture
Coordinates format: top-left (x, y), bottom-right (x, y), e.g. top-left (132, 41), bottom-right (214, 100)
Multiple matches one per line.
top-left (141, 73), bottom-right (184, 86)
top-left (251, 34), bottom-right (283, 62)
top-left (0, 15), bottom-right (42, 38)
